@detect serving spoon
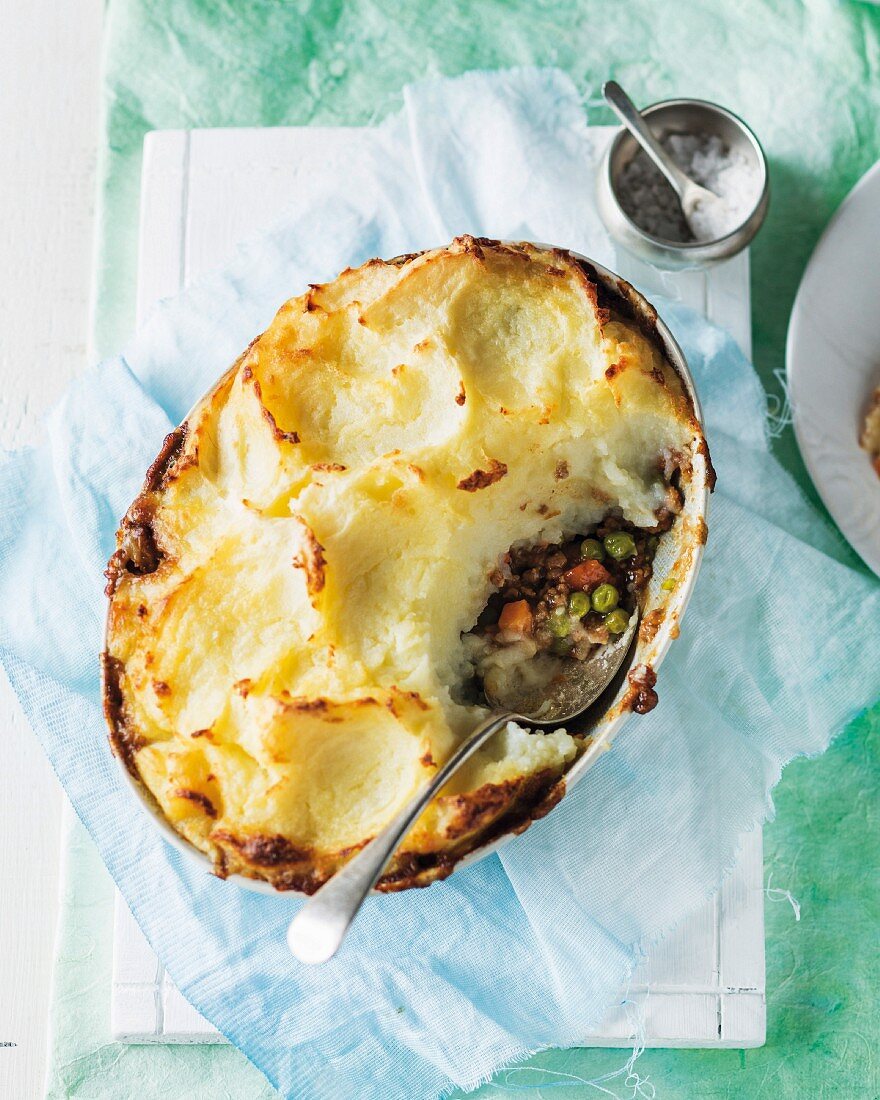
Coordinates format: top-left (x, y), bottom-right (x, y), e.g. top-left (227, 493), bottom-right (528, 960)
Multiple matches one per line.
top-left (602, 80), bottom-right (724, 230)
top-left (287, 608), bottom-right (640, 964)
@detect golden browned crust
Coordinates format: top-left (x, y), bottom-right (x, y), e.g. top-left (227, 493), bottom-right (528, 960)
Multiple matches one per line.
top-left (456, 459), bottom-right (508, 492)
top-left (242, 361), bottom-right (301, 444)
top-left (622, 664), bottom-right (659, 715)
top-left (145, 424), bottom-right (189, 492)
top-left (101, 651), bottom-right (143, 776)
top-left (292, 520), bottom-right (326, 600)
top-left (696, 437), bottom-right (717, 492)
top-left (638, 608), bottom-right (665, 645)
top-left (103, 426), bottom-right (192, 597)
top-left (174, 789), bottom-right (218, 819)
top-left (205, 767), bottom-right (569, 893)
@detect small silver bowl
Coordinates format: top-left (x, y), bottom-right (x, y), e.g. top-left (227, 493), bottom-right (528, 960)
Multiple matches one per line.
top-left (597, 97), bottom-right (769, 270)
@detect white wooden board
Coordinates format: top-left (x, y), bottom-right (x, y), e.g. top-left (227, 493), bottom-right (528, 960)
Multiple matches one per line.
top-left (112, 124), bottom-right (764, 1050)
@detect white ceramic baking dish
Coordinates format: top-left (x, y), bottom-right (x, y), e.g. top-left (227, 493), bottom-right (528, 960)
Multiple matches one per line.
top-left (102, 247), bottom-right (712, 897)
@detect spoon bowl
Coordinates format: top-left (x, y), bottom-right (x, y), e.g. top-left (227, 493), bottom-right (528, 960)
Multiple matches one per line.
top-left (483, 608), bottom-right (640, 721)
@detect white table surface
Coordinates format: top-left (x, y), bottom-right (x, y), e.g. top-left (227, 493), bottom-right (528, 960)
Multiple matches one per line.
top-left (0, 3), bottom-right (104, 1097)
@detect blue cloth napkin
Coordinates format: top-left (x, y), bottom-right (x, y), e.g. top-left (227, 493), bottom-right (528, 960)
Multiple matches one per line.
top-left (2, 69), bottom-right (878, 1100)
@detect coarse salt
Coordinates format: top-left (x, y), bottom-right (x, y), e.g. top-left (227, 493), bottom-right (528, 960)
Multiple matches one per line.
top-left (616, 132), bottom-right (761, 243)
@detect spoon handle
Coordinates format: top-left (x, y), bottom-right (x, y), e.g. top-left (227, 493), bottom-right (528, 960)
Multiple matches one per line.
top-left (287, 710), bottom-right (515, 964)
top-left (602, 80), bottom-right (689, 200)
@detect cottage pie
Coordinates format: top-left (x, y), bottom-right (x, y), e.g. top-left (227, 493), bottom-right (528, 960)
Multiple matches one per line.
top-left (102, 238), bottom-right (708, 892)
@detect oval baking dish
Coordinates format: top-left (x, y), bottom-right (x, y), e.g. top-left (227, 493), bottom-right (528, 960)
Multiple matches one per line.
top-left (101, 240), bottom-right (712, 897)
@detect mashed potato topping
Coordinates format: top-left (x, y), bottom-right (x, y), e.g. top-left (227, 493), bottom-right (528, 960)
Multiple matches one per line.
top-left (103, 238), bottom-right (703, 892)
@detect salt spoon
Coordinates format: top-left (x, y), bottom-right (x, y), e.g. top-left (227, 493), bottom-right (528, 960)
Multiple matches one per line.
top-left (603, 80), bottom-right (724, 232)
top-left (287, 609), bottom-right (640, 964)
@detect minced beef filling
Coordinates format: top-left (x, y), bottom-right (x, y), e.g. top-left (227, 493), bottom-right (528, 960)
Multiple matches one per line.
top-left (472, 513), bottom-right (668, 666)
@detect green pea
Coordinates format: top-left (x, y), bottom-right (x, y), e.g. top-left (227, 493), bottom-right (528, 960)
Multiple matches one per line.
top-left (580, 537), bottom-right (605, 561)
top-left (568, 591), bottom-right (590, 618)
top-left (604, 608), bottom-right (630, 635)
top-left (548, 607), bottom-right (571, 637)
top-left (603, 532), bottom-right (636, 560)
top-left (550, 635), bottom-right (574, 656)
top-left (591, 583), bottom-right (619, 614)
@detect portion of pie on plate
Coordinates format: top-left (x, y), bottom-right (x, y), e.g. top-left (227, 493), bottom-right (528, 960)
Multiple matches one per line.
top-left (102, 237), bottom-right (708, 892)
top-left (861, 386), bottom-right (880, 476)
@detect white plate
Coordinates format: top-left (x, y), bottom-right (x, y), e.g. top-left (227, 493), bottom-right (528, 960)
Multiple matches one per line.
top-left (787, 159), bottom-right (880, 577)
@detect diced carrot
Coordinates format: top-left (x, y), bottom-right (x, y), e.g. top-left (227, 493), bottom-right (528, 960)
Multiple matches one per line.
top-left (563, 559), bottom-right (613, 590)
top-left (498, 599), bottom-right (533, 635)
